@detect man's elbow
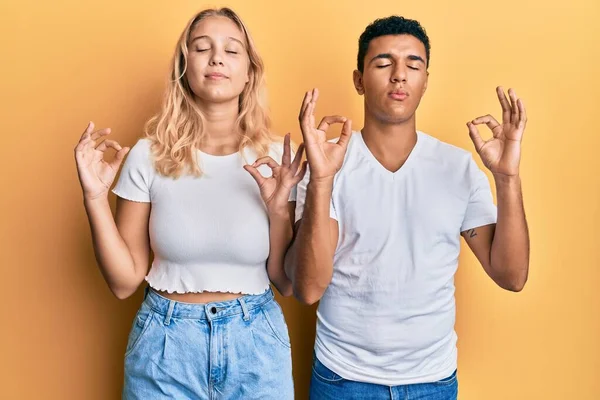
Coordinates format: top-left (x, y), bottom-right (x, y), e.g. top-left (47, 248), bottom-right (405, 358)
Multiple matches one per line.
top-left (293, 285), bottom-right (324, 305)
top-left (496, 268), bottom-right (529, 292)
top-left (294, 285), bottom-right (327, 306)
top-left (295, 291), bottom-right (322, 306)
top-left (289, 255), bottom-right (333, 305)
top-left (505, 276), bottom-right (528, 292)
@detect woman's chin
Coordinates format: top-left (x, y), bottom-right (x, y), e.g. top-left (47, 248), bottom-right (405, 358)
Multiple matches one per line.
top-left (194, 90), bottom-right (240, 105)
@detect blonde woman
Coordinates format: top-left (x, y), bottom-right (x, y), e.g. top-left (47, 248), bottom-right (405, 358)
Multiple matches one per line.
top-left (74, 8), bottom-right (304, 399)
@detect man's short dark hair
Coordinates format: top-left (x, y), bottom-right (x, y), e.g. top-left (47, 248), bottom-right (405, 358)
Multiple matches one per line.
top-left (357, 16), bottom-right (430, 73)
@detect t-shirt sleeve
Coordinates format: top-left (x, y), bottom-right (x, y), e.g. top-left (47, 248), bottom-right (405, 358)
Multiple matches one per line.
top-left (294, 165), bottom-right (338, 224)
top-left (287, 147), bottom-right (298, 202)
top-left (112, 139), bottom-right (153, 203)
top-left (288, 184), bottom-right (298, 202)
top-left (460, 156), bottom-right (497, 232)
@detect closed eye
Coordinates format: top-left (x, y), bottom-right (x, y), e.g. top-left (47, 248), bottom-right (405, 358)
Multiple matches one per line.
top-left (196, 48), bottom-right (209, 52)
top-left (376, 64), bottom-right (392, 68)
top-left (225, 50), bottom-right (238, 54)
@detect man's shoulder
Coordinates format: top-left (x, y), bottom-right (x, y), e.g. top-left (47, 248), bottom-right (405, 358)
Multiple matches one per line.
top-left (417, 131), bottom-right (473, 164)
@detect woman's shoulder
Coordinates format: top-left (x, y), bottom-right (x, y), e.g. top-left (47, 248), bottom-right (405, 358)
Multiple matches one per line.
top-left (123, 137), bottom-right (154, 168)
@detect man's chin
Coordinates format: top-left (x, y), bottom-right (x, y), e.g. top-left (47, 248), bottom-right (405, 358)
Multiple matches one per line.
top-left (377, 110), bottom-right (414, 125)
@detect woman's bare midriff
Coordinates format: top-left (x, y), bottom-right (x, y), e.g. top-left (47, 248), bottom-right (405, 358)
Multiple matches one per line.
top-left (154, 290), bottom-right (243, 304)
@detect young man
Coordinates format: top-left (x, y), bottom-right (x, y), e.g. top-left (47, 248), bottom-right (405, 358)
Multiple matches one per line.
top-left (287, 16), bottom-right (529, 399)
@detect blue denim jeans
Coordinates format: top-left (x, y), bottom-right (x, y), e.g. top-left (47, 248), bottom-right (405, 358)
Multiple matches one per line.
top-left (310, 355), bottom-right (458, 400)
top-left (123, 287), bottom-right (293, 399)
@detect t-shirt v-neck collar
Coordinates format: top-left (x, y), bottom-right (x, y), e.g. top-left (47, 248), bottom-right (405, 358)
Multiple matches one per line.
top-left (355, 130), bottom-right (423, 181)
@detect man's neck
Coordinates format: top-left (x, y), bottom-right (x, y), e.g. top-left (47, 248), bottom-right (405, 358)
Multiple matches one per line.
top-left (361, 115), bottom-right (418, 173)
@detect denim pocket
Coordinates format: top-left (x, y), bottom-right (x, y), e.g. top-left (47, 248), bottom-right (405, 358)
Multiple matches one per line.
top-left (162, 319), bottom-right (209, 360)
top-left (312, 356), bottom-right (344, 383)
top-left (125, 302), bottom-right (155, 358)
top-left (259, 300), bottom-right (291, 349)
top-left (433, 370), bottom-right (458, 386)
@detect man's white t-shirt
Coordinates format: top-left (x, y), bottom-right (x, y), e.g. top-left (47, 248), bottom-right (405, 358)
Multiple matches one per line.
top-left (294, 131), bottom-right (497, 386)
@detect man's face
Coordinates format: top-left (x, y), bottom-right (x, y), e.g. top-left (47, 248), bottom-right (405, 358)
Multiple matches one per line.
top-left (354, 34), bottom-right (429, 124)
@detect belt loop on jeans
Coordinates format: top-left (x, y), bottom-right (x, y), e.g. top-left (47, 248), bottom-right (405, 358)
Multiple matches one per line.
top-left (164, 300), bottom-right (175, 326)
top-left (238, 297), bottom-right (250, 321)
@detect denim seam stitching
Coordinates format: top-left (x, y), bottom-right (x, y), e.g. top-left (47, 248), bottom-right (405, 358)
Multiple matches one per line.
top-left (124, 311), bottom-right (155, 358)
top-left (311, 363), bottom-right (344, 383)
top-left (259, 305), bottom-right (291, 349)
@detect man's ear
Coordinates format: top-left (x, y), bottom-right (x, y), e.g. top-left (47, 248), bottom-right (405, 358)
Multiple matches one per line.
top-left (353, 70), bottom-right (364, 95)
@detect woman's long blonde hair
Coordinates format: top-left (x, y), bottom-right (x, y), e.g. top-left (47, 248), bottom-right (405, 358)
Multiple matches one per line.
top-left (145, 8), bottom-right (276, 178)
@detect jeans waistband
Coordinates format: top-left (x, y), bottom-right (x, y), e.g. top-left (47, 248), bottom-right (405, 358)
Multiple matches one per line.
top-left (144, 287), bottom-right (274, 323)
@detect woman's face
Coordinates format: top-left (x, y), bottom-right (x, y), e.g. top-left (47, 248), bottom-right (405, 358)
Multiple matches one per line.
top-left (186, 16), bottom-right (250, 105)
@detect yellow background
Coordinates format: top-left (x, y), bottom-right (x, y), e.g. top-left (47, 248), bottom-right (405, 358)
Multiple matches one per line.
top-left (1, 0), bottom-right (598, 398)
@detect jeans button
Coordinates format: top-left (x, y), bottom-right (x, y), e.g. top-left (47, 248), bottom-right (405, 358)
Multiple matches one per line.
top-left (210, 306), bottom-right (217, 314)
